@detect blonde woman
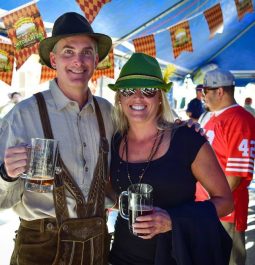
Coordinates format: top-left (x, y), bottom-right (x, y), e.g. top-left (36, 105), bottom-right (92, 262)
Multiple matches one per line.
top-left (108, 53), bottom-right (233, 265)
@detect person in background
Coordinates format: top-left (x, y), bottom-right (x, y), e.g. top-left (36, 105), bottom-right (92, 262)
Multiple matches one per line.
top-left (108, 53), bottom-right (233, 265)
top-left (186, 84), bottom-right (205, 122)
top-left (0, 12), bottom-right (113, 265)
top-left (244, 97), bottom-right (255, 116)
top-left (196, 68), bottom-right (255, 265)
top-left (0, 92), bottom-right (22, 118)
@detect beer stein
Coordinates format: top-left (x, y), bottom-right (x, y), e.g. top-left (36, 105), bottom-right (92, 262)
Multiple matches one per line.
top-left (119, 183), bottom-right (153, 235)
top-left (22, 138), bottom-right (58, 193)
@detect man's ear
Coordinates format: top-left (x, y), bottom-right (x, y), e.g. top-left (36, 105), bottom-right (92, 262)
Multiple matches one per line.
top-left (218, 87), bottom-right (224, 95)
top-left (49, 52), bottom-right (56, 69)
top-left (218, 87), bottom-right (224, 97)
top-left (94, 54), bottom-right (99, 69)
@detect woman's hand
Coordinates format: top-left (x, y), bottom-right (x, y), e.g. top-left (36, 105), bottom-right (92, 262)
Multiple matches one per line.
top-left (132, 207), bottom-right (172, 239)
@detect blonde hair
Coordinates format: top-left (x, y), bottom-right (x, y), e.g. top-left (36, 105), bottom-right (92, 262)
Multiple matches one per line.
top-left (111, 90), bottom-right (174, 135)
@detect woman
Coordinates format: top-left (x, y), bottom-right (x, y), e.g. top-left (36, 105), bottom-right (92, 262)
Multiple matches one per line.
top-left (108, 53), bottom-right (233, 265)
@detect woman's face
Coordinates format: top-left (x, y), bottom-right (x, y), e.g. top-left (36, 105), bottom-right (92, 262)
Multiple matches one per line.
top-left (119, 88), bottom-right (161, 125)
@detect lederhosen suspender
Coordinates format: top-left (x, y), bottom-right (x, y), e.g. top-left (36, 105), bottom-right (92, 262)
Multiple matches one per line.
top-left (34, 92), bottom-right (109, 225)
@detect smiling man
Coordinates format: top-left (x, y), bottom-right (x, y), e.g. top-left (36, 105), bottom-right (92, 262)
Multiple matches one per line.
top-left (0, 12), bottom-right (113, 265)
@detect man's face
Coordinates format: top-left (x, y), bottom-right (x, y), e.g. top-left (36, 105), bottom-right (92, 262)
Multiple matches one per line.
top-left (196, 90), bottom-right (203, 100)
top-left (202, 87), bottom-right (220, 111)
top-left (49, 35), bottom-right (99, 91)
top-left (12, 94), bottom-right (21, 104)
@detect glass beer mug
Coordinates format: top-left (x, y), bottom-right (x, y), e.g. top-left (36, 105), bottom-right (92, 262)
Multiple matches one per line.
top-left (119, 183), bottom-right (153, 235)
top-left (21, 138), bottom-right (59, 193)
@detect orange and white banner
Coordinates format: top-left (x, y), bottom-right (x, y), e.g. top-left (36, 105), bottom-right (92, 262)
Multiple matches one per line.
top-left (204, 4), bottom-right (223, 39)
top-left (0, 43), bottom-right (15, 86)
top-left (40, 65), bottom-right (57, 83)
top-left (2, 2), bottom-right (46, 70)
top-left (169, 21), bottom-right (193, 59)
top-left (133, 35), bottom-right (156, 58)
top-left (92, 48), bottom-right (114, 81)
top-left (76, 0), bottom-right (111, 23)
top-left (234, 0), bottom-right (254, 20)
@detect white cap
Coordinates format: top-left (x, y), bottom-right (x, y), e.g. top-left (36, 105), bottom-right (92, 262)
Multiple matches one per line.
top-left (204, 68), bottom-right (235, 88)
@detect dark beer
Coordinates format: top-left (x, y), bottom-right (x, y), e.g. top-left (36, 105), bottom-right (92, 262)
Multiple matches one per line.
top-left (128, 206), bottom-right (153, 235)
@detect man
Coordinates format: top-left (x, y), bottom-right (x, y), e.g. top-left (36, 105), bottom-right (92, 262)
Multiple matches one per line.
top-left (186, 84), bottom-right (205, 122)
top-left (0, 92), bottom-right (22, 118)
top-left (0, 12), bottom-right (113, 265)
top-left (244, 97), bottom-right (255, 116)
top-left (197, 68), bottom-right (255, 265)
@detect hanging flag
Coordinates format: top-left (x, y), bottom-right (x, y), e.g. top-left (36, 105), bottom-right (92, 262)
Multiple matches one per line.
top-left (169, 21), bottom-right (193, 59)
top-left (0, 43), bottom-right (15, 86)
top-left (40, 65), bottom-right (57, 83)
top-left (2, 2), bottom-right (46, 70)
top-left (133, 35), bottom-right (156, 58)
top-left (92, 48), bottom-right (114, 81)
top-left (234, 0), bottom-right (254, 20)
top-left (204, 4), bottom-right (223, 39)
top-left (76, 0), bottom-right (111, 23)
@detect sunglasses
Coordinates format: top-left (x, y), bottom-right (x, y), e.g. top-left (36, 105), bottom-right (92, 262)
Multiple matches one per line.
top-left (202, 87), bottom-right (219, 95)
top-left (119, 88), bottom-right (159, 98)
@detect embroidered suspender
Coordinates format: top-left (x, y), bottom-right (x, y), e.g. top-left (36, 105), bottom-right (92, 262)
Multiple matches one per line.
top-left (34, 92), bottom-right (109, 224)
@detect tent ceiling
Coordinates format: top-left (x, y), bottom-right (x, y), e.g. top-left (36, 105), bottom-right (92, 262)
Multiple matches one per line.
top-left (0, 0), bottom-right (255, 86)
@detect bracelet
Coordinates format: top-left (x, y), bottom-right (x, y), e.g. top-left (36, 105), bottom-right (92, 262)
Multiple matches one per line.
top-left (0, 163), bottom-right (19, 182)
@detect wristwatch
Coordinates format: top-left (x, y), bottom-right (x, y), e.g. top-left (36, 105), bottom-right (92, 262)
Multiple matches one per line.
top-left (0, 163), bottom-right (19, 182)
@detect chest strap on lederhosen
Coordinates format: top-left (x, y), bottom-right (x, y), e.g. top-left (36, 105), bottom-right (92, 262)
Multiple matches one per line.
top-left (34, 92), bottom-right (109, 227)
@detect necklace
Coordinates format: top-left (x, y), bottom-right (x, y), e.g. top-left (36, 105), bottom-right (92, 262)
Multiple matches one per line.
top-left (123, 129), bottom-right (165, 185)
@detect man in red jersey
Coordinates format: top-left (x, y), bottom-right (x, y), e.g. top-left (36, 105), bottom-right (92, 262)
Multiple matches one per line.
top-left (196, 68), bottom-right (255, 265)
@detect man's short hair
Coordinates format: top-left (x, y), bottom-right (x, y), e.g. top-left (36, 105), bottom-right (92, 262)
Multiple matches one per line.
top-left (9, 92), bottom-right (21, 99)
top-left (195, 84), bottom-right (203, 92)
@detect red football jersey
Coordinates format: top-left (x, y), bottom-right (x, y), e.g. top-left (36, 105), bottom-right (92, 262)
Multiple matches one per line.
top-left (197, 105), bottom-right (255, 231)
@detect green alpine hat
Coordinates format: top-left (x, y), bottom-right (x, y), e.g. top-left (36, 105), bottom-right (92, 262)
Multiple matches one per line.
top-left (108, 53), bottom-right (172, 92)
top-left (39, 12), bottom-right (112, 69)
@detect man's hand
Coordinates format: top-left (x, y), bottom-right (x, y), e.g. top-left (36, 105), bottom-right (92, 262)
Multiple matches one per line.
top-left (4, 145), bottom-right (29, 178)
top-left (174, 118), bottom-right (205, 136)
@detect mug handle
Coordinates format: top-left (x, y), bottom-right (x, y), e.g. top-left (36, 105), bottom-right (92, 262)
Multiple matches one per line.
top-left (19, 145), bottom-right (32, 179)
top-left (119, 191), bottom-right (128, 220)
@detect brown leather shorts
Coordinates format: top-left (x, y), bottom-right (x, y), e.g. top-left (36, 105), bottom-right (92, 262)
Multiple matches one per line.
top-left (10, 218), bottom-right (58, 265)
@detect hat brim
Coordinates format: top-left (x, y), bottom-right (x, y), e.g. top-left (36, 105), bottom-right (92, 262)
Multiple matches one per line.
top-left (39, 33), bottom-right (112, 69)
top-left (108, 79), bottom-right (172, 92)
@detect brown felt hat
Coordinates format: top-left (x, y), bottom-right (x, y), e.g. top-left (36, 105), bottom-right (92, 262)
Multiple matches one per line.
top-left (39, 12), bottom-right (112, 69)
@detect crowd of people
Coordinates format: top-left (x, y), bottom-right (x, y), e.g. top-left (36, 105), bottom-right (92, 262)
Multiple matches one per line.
top-left (0, 11), bottom-right (254, 265)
